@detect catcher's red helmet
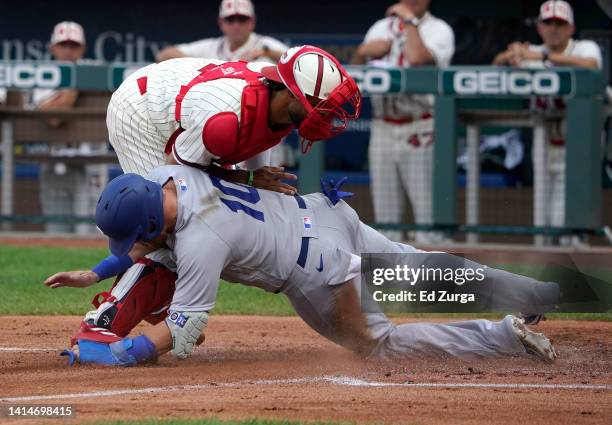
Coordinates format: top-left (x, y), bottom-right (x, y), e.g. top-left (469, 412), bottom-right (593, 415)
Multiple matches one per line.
top-left (261, 45), bottom-right (361, 152)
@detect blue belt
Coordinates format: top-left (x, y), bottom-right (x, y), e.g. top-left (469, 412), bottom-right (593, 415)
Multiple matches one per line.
top-left (295, 194), bottom-right (309, 268)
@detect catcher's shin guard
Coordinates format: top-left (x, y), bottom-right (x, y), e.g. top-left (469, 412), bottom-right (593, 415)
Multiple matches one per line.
top-left (84, 258), bottom-right (176, 337)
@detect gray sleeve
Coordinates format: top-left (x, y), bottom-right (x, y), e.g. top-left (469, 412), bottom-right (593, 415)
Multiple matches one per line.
top-left (146, 166), bottom-right (174, 185)
top-left (170, 221), bottom-right (231, 312)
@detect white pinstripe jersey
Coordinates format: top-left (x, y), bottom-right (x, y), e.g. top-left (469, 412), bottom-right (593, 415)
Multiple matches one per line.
top-left (363, 13), bottom-right (455, 119)
top-left (108, 58), bottom-right (271, 172)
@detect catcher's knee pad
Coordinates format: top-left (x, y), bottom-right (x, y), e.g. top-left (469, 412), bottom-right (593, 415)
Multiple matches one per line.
top-left (88, 258), bottom-right (177, 337)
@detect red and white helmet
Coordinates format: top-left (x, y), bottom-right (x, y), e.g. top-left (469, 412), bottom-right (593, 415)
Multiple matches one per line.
top-left (261, 45), bottom-right (361, 152)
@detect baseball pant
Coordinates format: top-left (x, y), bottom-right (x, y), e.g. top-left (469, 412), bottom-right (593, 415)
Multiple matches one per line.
top-left (107, 64), bottom-right (168, 176)
top-left (369, 119), bottom-right (444, 244)
top-left (545, 145), bottom-right (565, 228)
top-left (40, 162), bottom-right (107, 235)
top-left (279, 197), bottom-right (557, 359)
top-left (282, 240), bottom-right (526, 360)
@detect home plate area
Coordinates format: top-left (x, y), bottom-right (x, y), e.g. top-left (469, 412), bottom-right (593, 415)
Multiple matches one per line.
top-left (1, 315), bottom-right (611, 425)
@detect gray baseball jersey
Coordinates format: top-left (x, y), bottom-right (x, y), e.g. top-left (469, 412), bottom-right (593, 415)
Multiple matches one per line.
top-left (146, 165), bottom-right (354, 312)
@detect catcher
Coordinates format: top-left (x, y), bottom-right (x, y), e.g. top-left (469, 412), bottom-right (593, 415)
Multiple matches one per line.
top-left (107, 44), bottom-right (361, 193)
top-left (79, 44), bottom-right (362, 316)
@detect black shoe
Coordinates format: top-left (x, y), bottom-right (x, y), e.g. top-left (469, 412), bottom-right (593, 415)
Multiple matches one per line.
top-left (520, 313), bottom-right (545, 326)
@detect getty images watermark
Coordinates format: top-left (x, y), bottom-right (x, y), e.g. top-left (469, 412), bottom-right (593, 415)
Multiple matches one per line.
top-left (359, 252), bottom-right (609, 314)
top-left (371, 263), bottom-right (487, 304)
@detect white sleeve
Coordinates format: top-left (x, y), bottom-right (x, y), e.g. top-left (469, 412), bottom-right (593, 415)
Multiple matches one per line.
top-left (422, 21), bottom-right (455, 67)
top-left (32, 88), bottom-right (58, 106)
top-left (171, 224), bottom-right (231, 312)
top-left (364, 18), bottom-right (392, 43)
top-left (574, 40), bottom-right (603, 69)
top-left (260, 36), bottom-right (289, 52)
top-left (176, 38), bottom-right (216, 58)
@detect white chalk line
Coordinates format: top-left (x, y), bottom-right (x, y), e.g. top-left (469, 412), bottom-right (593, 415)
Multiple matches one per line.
top-left (0, 347), bottom-right (57, 352)
top-left (324, 376), bottom-right (612, 390)
top-left (1, 376), bottom-right (611, 402)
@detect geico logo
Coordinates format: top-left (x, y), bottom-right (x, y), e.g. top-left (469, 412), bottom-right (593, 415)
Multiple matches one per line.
top-left (453, 71), bottom-right (560, 95)
top-left (0, 65), bottom-right (61, 89)
top-left (348, 68), bottom-right (391, 94)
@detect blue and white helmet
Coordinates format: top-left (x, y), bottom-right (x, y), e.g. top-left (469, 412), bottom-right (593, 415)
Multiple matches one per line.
top-left (95, 173), bottom-right (164, 256)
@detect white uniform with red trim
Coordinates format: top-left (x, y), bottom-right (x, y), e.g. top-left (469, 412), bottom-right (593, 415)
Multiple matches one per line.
top-left (177, 33), bottom-right (288, 63)
top-left (107, 57), bottom-right (274, 176)
top-left (520, 39), bottom-right (602, 231)
top-left (362, 13), bottom-right (454, 243)
top-left (176, 33), bottom-right (290, 167)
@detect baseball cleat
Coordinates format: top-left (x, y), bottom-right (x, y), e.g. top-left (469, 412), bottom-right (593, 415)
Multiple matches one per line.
top-left (511, 316), bottom-right (558, 363)
top-left (520, 313), bottom-right (545, 326)
top-left (83, 310), bottom-right (98, 324)
top-left (60, 346), bottom-right (79, 366)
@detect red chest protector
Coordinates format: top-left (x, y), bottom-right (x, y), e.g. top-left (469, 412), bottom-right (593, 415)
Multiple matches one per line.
top-left (165, 61), bottom-right (292, 166)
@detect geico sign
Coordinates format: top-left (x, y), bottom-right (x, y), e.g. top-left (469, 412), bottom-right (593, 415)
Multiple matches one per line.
top-left (0, 65), bottom-right (62, 89)
top-left (349, 68), bottom-right (392, 94)
top-left (453, 71), bottom-right (560, 95)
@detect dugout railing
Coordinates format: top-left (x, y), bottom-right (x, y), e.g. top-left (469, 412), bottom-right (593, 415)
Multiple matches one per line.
top-left (316, 66), bottom-right (609, 244)
top-left (0, 62), bottom-right (608, 243)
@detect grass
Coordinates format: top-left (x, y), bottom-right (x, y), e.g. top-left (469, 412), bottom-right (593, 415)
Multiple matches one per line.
top-left (0, 245), bottom-right (293, 316)
top-left (0, 245), bottom-right (113, 315)
top-left (0, 245), bottom-right (609, 319)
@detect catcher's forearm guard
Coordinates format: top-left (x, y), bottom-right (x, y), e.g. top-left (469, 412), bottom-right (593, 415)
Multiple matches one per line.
top-left (166, 310), bottom-right (209, 359)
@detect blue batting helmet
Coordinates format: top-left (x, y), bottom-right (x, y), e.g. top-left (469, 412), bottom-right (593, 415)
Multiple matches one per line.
top-left (95, 173), bottom-right (164, 256)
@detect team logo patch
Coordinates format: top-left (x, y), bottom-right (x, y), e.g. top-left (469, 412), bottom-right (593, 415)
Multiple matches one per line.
top-left (221, 66), bottom-right (242, 76)
top-left (177, 178), bottom-right (188, 192)
top-left (303, 216), bottom-right (312, 229)
top-left (169, 312), bottom-right (188, 328)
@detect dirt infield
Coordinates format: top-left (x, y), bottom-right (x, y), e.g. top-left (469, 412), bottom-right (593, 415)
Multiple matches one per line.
top-left (1, 316), bottom-right (611, 425)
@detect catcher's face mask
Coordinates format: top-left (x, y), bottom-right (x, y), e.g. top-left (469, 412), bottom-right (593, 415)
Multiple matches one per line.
top-left (261, 45), bottom-right (362, 153)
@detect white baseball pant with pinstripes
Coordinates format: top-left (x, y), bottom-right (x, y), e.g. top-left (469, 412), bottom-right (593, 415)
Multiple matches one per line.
top-left (369, 119), bottom-right (440, 244)
top-left (107, 64), bottom-right (169, 176)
